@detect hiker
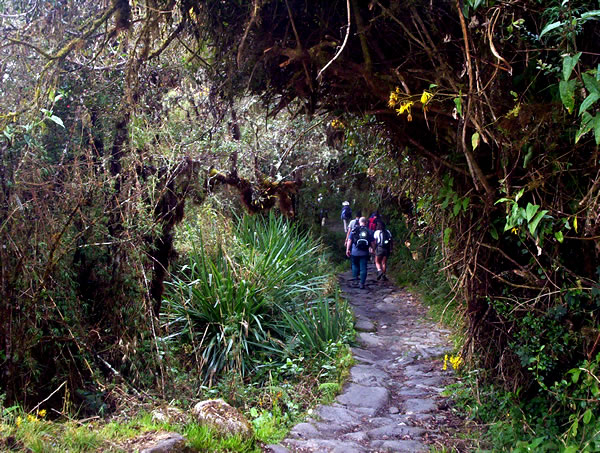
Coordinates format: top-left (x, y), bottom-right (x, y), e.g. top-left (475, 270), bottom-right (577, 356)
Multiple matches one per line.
top-left (340, 201), bottom-right (352, 232)
top-left (345, 210), bottom-right (361, 248)
top-left (374, 220), bottom-right (393, 281)
top-left (346, 217), bottom-right (376, 289)
top-left (319, 208), bottom-right (328, 227)
top-left (368, 211), bottom-right (381, 231)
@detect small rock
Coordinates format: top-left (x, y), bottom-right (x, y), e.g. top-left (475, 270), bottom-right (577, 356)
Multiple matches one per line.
top-left (354, 318), bottom-right (376, 332)
top-left (264, 445), bottom-right (290, 453)
top-left (192, 399), bottom-right (253, 439)
top-left (151, 407), bottom-right (187, 424)
top-left (139, 433), bottom-right (189, 453)
top-left (289, 422), bottom-right (320, 439)
top-left (388, 406), bottom-right (399, 414)
top-left (337, 384), bottom-right (389, 410)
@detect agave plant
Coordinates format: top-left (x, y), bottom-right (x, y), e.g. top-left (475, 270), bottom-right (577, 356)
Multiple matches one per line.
top-left (234, 213), bottom-right (329, 304)
top-left (162, 213), bottom-right (335, 382)
top-left (281, 294), bottom-right (354, 355)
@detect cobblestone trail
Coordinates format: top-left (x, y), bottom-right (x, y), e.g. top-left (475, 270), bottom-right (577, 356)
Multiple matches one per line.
top-left (265, 264), bottom-right (463, 453)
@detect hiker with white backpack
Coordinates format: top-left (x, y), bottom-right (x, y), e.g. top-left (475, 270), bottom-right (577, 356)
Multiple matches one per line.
top-left (374, 220), bottom-right (393, 281)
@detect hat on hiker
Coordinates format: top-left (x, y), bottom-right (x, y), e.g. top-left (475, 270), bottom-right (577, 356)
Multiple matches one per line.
top-left (342, 201), bottom-right (350, 206)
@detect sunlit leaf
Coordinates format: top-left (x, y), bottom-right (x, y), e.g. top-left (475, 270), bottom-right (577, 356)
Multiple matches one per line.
top-left (559, 79), bottom-right (577, 114)
top-left (471, 132), bottom-right (480, 150)
top-left (580, 10), bottom-right (600, 20)
top-left (539, 21), bottom-right (564, 39)
top-left (49, 115), bottom-right (65, 128)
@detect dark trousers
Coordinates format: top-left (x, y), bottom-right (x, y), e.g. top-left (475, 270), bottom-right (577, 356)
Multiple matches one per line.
top-left (351, 255), bottom-right (368, 285)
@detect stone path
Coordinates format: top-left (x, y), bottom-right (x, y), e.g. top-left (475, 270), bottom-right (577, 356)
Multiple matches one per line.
top-left (265, 264), bottom-right (464, 453)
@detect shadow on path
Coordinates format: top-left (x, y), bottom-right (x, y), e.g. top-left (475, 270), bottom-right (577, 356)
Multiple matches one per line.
top-left (266, 264), bottom-right (468, 453)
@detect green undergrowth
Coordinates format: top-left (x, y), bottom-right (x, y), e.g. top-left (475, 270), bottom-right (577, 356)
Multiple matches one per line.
top-left (0, 210), bottom-right (355, 452)
top-left (445, 355), bottom-right (600, 452)
top-left (387, 226), bottom-right (600, 452)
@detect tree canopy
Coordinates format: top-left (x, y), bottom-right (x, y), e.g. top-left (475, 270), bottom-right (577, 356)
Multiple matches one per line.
top-left (1, 0), bottom-right (600, 413)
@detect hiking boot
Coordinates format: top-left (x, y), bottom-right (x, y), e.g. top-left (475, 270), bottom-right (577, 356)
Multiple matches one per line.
top-left (382, 274), bottom-right (388, 281)
top-left (359, 283), bottom-right (365, 289)
top-left (376, 270), bottom-right (383, 280)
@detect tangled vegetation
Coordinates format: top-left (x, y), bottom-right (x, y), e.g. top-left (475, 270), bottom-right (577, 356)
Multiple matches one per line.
top-left (1, 0), bottom-right (600, 450)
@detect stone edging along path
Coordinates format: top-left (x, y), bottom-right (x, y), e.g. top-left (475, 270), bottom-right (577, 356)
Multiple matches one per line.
top-left (265, 264), bottom-right (467, 453)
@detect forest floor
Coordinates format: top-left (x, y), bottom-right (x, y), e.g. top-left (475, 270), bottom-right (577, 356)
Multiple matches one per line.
top-left (265, 262), bottom-right (478, 453)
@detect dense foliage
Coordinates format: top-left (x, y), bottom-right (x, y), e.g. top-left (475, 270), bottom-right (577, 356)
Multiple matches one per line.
top-left (2, 0), bottom-right (600, 449)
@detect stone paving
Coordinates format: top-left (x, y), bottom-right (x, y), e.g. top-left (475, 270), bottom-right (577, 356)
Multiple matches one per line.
top-left (265, 264), bottom-right (462, 453)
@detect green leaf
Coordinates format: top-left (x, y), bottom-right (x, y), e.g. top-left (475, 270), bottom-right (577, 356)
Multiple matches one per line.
top-left (576, 112), bottom-right (595, 143)
top-left (580, 10), bottom-right (600, 20)
top-left (490, 225), bottom-right (499, 240)
top-left (471, 132), bottom-right (480, 150)
top-left (555, 230), bottom-right (564, 243)
top-left (523, 146), bottom-right (534, 168)
top-left (562, 52), bottom-right (581, 81)
top-left (579, 113), bottom-right (600, 145)
top-left (444, 227), bottom-right (453, 245)
top-left (525, 203), bottom-right (540, 222)
top-left (528, 210), bottom-right (548, 236)
top-left (515, 188), bottom-right (525, 203)
top-left (49, 115), bottom-right (65, 128)
top-left (583, 73), bottom-right (600, 95)
top-left (454, 95), bottom-right (462, 117)
top-left (583, 408), bottom-right (593, 425)
top-left (453, 202), bottom-right (461, 217)
top-left (570, 368), bottom-right (582, 383)
top-left (559, 79), bottom-right (577, 114)
top-left (579, 92), bottom-right (600, 116)
top-left (539, 21), bottom-right (564, 39)
top-left (462, 197), bottom-right (470, 211)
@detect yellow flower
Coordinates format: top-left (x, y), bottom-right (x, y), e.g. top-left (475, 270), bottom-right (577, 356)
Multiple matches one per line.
top-left (443, 354), bottom-right (463, 371)
top-left (16, 416), bottom-right (22, 427)
top-left (420, 91), bottom-right (434, 104)
top-left (388, 87), bottom-right (402, 108)
top-left (330, 119), bottom-right (345, 129)
top-left (38, 409), bottom-right (47, 418)
top-left (396, 101), bottom-right (414, 115)
top-left (511, 227), bottom-right (518, 234)
top-left (450, 355), bottom-right (463, 370)
top-left (27, 414), bottom-right (37, 423)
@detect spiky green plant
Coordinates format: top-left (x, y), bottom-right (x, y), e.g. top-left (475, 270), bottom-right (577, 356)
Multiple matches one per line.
top-left (162, 213), bottom-right (334, 381)
top-left (282, 295), bottom-right (354, 354)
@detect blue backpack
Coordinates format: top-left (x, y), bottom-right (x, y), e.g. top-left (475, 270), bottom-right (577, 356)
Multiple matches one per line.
top-left (341, 206), bottom-right (352, 220)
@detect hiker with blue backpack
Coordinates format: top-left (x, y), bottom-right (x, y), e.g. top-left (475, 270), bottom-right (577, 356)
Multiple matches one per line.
top-left (341, 201), bottom-right (352, 232)
top-left (346, 217), bottom-right (376, 289)
top-left (374, 220), bottom-right (393, 281)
